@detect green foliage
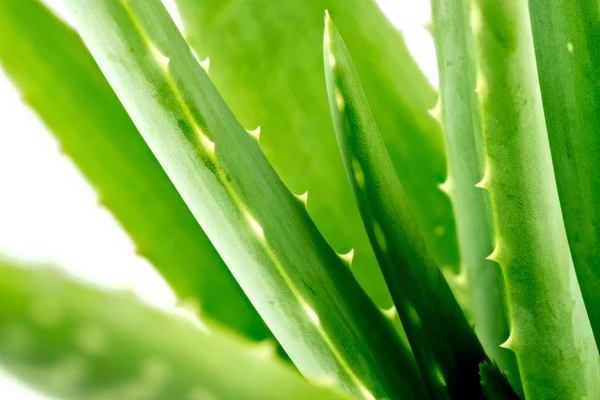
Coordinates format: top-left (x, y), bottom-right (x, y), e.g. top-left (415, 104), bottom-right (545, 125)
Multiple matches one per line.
top-left (429, 0), bottom-right (520, 393)
top-left (0, 256), bottom-right (348, 400)
top-left (324, 15), bottom-right (503, 399)
top-left (528, 0), bottom-right (600, 347)
top-left (174, 0), bottom-right (458, 308)
top-left (472, 0), bottom-right (600, 397)
top-left (59, 0), bottom-right (425, 398)
top-left (1, 0), bottom-right (600, 399)
top-left (0, 0), bottom-right (269, 342)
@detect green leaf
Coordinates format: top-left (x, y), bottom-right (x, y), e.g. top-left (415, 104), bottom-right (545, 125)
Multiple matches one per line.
top-left (528, 0), bottom-right (600, 348)
top-left (0, 0), bottom-right (269, 342)
top-left (0, 256), bottom-right (349, 400)
top-left (429, 0), bottom-right (520, 393)
top-left (324, 14), bottom-right (500, 399)
top-left (478, 363), bottom-right (519, 400)
top-left (173, 0), bottom-right (459, 307)
top-left (62, 0), bottom-right (427, 398)
top-left (472, 0), bottom-right (600, 397)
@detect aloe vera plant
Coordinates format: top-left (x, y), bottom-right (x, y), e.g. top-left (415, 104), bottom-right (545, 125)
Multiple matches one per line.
top-left (1, 0), bottom-right (599, 399)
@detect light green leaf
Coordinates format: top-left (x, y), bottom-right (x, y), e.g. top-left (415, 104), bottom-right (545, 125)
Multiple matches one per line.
top-left (429, 0), bottom-right (520, 392)
top-left (528, 0), bottom-right (600, 348)
top-left (324, 14), bottom-right (504, 399)
top-left (0, 257), bottom-right (349, 400)
top-left (173, 0), bottom-right (459, 307)
top-left (0, 0), bottom-right (270, 342)
top-left (62, 0), bottom-right (427, 398)
top-left (472, 0), bottom-right (600, 397)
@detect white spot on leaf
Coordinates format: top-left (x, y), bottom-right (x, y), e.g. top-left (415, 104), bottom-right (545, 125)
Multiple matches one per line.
top-left (373, 221), bottom-right (387, 252)
top-left (351, 159), bottom-right (365, 187)
top-left (334, 86), bottom-right (344, 110)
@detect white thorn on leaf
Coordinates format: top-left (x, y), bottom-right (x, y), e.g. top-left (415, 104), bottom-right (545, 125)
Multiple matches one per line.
top-left (381, 305), bottom-right (397, 321)
top-left (439, 178), bottom-right (453, 195)
top-left (196, 128), bottom-right (215, 156)
top-left (337, 248), bottom-right (354, 265)
top-left (294, 190), bottom-right (308, 206)
top-left (245, 211), bottom-right (265, 240)
top-left (428, 100), bottom-right (442, 121)
top-left (486, 244), bottom-right (501, 263)
top-left (302, 302), bottom-right (320, 325)
top-left (199, 57), bottom-right (210, 74)
top-left (475, 174), bottom-right (489, 189)
top-left (150, 46), bottom-right (170, 70)
top-left (500, 331), bottom-right (515, 350)
top-left (247, 126), bottom-right (261, 141)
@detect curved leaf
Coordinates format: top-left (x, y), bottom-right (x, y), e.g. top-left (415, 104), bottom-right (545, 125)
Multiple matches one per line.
top-left (528, 0), bottom-right (600, 348)
top-left (0, 257), bottom-right (348, 400)
top-left (429, 0), bottom-right (520, 392)
top-left (174, 0), bottom-right (459, 307)
top-left (472, 0), bottom-right (600, 397)
top-left (324, 14), bottom-right (502, 399)
top-left (62, 0), bottom-right (428, 398)
top-left (0, 0), bottom-right (269, 341)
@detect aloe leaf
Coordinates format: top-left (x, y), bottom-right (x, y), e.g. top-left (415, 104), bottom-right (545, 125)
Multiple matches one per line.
top-left (528, 0), bottom-right (600, 348)
top-left (173, 0), bottom-right (459, 307)
top-left (61, 0), bottom-right (428, 398)
top-left (472, 0), bottom-right (600, 397)
top-left (0, 257), bottom-right (349, 400)
top-left (429, 0), bottom-right (520, 393)
top-left (323, 14), bottom-right (508, 399)
top-left (478, 363), bottom-right (519, 400)
top-left (0, 0), bottom-right (270, 342)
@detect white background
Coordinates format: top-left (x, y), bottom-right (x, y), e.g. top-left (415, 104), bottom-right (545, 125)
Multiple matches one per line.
top-left (0, 0), bottom-right (436, 397)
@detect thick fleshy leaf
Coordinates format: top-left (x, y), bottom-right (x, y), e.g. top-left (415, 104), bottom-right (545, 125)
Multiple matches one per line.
top-left (472, 0), bottom-right (600, 397)
top-left (174, 0), bottom-right (459, 307)
top-left (62, 0), bottom-right (427, 398)
top-left (0, 257), bottom-right (349, 400)
top-left (323, 14), bottom-right (509, 399)
top-left (0, 0), bottom-right (270, 341)
top-left (429, 0), bottom-right (520, 392)
top-left (528, 0), bottom-right (600, 349)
